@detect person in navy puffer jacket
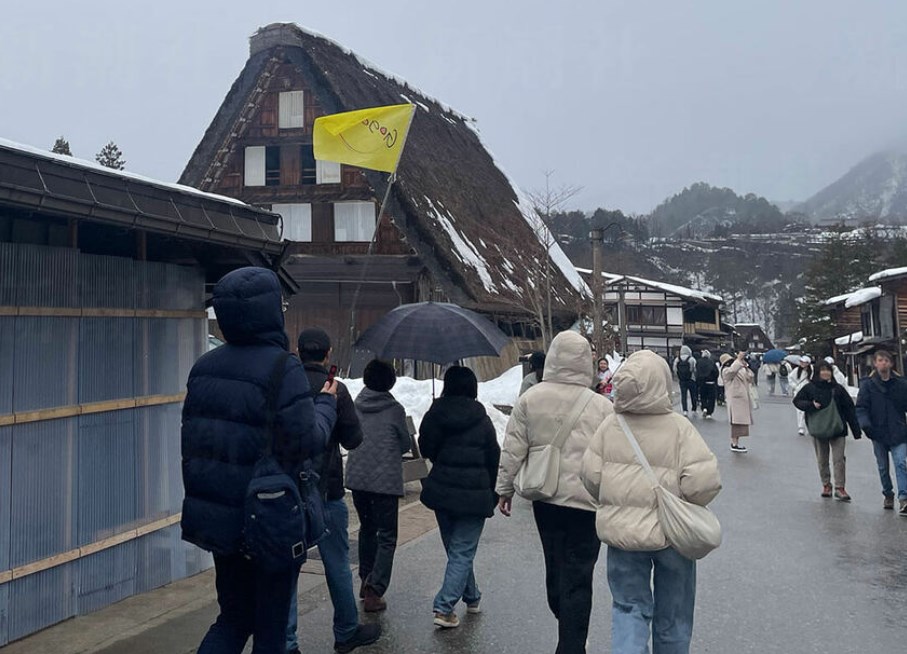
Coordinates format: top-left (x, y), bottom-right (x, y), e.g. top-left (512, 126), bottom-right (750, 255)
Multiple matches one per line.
top-left (181, 267), bottom-right (337, 654)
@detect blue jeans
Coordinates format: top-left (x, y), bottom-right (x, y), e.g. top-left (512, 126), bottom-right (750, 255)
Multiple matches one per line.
top-left (287, 499), bottom-right (359, 651)
top-left (432, 510), bottom-right (485, 614)
top-left (198, 554), bottom-right (297, 654)
top-left (607, 546), bottom-right (697, 654)
top-left (871, 441), bottom-right (907, 499)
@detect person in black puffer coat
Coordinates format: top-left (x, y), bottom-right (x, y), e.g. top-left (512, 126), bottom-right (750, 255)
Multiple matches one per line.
top-left (181, 267), bottom-right (337, 654)
top-left (419, 366), bottom-right (500, 628)
top-left (793, 362), bottom-right (861, 501)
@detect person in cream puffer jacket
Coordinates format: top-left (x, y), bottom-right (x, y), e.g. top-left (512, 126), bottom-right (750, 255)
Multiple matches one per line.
top-left (497, 330), bottom-right (613, 654)
top-left (582, 349), bottom-right (721, 654)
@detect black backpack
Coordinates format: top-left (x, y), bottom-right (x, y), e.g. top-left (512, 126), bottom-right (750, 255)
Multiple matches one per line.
top-left (243, 352), bottom-right (327, 572)
top-left (676, 358), bottom-right (693, 382)
top-left (779, 363), bottom-right (789, 378)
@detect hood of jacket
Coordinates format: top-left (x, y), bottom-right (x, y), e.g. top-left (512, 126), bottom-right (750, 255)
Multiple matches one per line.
top-left (543, 331), bottom-right (594, 387)
top-left (679, 345), bottom-right (692, 361)
top-left (355, 388), bottom-right (400, 413)
top-left (212, 267), bottom-right (288, 349)
top-left (613, 350), bottom-right (673, 415)
top-left (429, 396), bottom-right (488, 431)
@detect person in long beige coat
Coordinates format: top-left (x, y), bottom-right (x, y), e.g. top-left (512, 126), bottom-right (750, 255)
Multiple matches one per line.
top-left (721, 352), bottom-right (754, 453)
top-left (497, 330), bottom-right (613, 654)
top-left (581, 350), bottom-right (721, 654)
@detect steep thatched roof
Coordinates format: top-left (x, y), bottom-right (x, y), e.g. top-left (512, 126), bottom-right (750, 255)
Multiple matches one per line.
top-left (180, 23), bottom-right (586, 315)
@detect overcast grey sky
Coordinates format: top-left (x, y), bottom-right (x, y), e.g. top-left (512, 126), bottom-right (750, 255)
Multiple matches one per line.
top-left (2, 0), bottom-right (905, 213)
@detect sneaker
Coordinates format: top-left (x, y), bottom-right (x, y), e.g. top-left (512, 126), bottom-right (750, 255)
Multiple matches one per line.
top-left (466, 601), bottom-right (481, 614)
top-left (821, 484), bottom-right (832, 498)
top-left (335, 624), bottom-right (382, 653)
top-left (433, 612), bottom-right (460, 629)
top-left (900, 499), bottom-right (907, 516)
top-left (683, 411), bottom-right (689, 417)
top-left (834, 487), bottom-right (851, 502)
top-left (884, 495), bottom-right (895, 510)
top-left (730, 443), bottom-right (748, 453)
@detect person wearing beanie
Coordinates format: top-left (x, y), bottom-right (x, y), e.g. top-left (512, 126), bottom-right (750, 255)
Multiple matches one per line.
top-left (345, 360), bottom-right (412, 612)
top-left (673, 345), bottom-right (698, 417)
top-left (520, 351), bottom-right (547, 396)
top-left (695, 350), bottom-right (719, 419)
top-left (793, 356), bottom-right (814, 435)
top-left (721, 352), bottom-right (754, 452)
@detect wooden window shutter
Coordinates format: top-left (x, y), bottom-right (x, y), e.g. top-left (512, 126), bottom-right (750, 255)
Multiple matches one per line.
top-left (279, 91), bottom-right (305, 129)
top-left (244, 146), bottom-right (266, 187)
top-left (316, 160), bottom-right (342, 184)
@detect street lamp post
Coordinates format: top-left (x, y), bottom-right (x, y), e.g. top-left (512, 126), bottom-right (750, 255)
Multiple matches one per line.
top-left (589, 228), bottom-right (604, 357)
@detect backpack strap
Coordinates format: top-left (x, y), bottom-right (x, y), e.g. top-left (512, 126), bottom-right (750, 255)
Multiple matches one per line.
top-left (263, 351), bottom-right (292, 458)
top-left (551, 389), bottom-right (596, 451)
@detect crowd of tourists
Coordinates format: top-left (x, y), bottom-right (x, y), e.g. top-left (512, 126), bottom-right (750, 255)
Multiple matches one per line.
top-left (178, 266), bottom-right (907, 654)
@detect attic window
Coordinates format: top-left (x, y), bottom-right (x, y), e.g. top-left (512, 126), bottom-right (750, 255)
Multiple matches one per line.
top-left (272, 203), bottom-right (312, 242)
top-left (316, 160), bottom-right (341, 184)
top-left (244, 146), bottom-right (265, 186)
top-left (279, 91), bottom-right (305, 129)
top-left (265, 146), bottom-right (280, 186)
top-left (334, 201), bottom-right (376, 242)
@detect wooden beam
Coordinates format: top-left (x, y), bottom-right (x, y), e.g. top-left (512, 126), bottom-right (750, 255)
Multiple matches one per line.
top-left (0, 392), bottom-right (186, 426)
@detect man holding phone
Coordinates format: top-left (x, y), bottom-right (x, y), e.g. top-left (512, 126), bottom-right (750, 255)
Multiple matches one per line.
top-left (287, 328), bottom-right (381, 653)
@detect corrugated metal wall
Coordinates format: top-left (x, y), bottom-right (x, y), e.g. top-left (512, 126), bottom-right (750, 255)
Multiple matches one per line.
top-left (0, 243), bottom-right (207, 645)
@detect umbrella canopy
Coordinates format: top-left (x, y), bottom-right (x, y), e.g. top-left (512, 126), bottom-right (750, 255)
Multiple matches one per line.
top-left (355, 301), bottom-right (511, 365)
top-left (763, 349), bottom-right (787, 364)
top-left (785, 354), bottom-right (803, 365)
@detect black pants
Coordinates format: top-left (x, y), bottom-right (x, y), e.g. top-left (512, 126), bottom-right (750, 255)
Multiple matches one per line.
top-left (679, 379), bottom-right (698, 412)
top-left (197, 553), bottom-right (297, 654)
top-left (699, 382), bottom-right (717, 415)
top-left (532, 502), bottom-right (601, 654)
top-left (352, 490), bottom-right (399, 596)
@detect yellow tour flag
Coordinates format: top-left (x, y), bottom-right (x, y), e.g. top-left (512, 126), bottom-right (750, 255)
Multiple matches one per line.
top-left (313, 104), bottom-right (415, 173)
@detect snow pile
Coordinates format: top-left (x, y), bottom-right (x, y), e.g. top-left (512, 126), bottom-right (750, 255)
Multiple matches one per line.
top-left (824, 286), bottom-right (881, 308)
top-left (341, 368), bottom-right (521, 445)
top-left (835, 331), bottom-right (863, 346)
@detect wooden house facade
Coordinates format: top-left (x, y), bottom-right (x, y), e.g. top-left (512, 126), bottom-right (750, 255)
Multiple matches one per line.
top-left (732, 324), bottom-right (774, 353)
top-left (825, 286), bottom-right (884, 379)
top-left (0, 138), bottom-right (284, 644)
top-left (580, 271), bottom-right (726, 357)
top-left (868, 268), bottom-right (907, 371)
top-left (180, 23), bottom-right (586, 376)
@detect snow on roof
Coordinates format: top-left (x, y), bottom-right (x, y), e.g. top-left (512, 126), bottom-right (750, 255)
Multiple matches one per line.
top-left (577, 268), bottom-right (723, 303)
top-left (868, 267), bottom-right (907, 283)
top-left (424, 196), bottom-right (497, 294)
top-left (824, 286), bottom-right (881, 308)
top-left (835, 331), bottom-right (863, 346)
top-left (0, 137), bottom-right (251, 207)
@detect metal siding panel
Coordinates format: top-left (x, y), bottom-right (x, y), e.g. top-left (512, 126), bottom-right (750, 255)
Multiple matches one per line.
top-left (135, 525), bottom-right (178, 593)
top-left (0, 242), bottom-right (16, 304)
top-left (0, 317), bottom-right (13, 415)
top-left (0, 581), bottom-right (7, 646)
top-left (137, 319), bottom-right (179, 396)
top-left (77, 542), bottom-right (136, 614)
top-left (135, 261), bottom-right (203, 311)
top-left (7, 563), bottom-right (78, 642)
top-left (9, 419), bottom-right (78, 567)
top-left (79, 253), bottom-right (135, 308)
top-left (0, 427), bottom-right (10, 573)
top-left (79, 318), bottom-right (134, 403)
top-left (77, 411), bottom-right (136, 545)
top-left (13, 317), bottom-right (78, 412)
top-left (14, 243), bottom-right (79, 307)
top-left (135, 404), bottom-right (182, 520)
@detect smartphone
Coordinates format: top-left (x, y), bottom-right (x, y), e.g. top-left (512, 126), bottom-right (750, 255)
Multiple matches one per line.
top-left (327, 365), bottom-right (338, 383)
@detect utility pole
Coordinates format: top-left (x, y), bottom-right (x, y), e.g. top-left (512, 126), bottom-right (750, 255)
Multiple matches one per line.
top-left (589, 228), bottom-right (604, 357)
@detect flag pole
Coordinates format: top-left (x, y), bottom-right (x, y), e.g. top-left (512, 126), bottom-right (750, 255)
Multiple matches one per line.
top-left (346, 106), bottom-right (416, 374)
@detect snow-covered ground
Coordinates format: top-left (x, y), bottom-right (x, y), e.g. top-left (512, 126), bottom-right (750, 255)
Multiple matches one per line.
top-left (341, 365), bottom-right (525, 444)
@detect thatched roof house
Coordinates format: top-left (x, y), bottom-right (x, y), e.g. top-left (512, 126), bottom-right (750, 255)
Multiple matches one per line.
top-left (179, 23), bottom-right (585, 369)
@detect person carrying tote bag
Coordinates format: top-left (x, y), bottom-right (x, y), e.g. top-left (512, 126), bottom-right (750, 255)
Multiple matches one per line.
top-left (497, 331), bottom-right (613, 654)
top-left (582, 350), bottom-right (721, 654)
top-left (793, 362), bottom-right (862, 501)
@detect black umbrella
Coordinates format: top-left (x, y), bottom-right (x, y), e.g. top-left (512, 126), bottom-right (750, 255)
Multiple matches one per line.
top-left (354, 301), bottom-right (511, 365)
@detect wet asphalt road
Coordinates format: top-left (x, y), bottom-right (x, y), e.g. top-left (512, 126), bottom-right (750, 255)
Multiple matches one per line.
top-left (294, 392), bottom-right (907, 653)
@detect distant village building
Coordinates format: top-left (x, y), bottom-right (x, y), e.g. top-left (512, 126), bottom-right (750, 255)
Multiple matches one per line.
top-left (0, 138), bottom-right (284, 644)
top-left (825, 284), bottom-right (890, 381)
top-left (578, 269), bottom-right (728, 357)
top-left (180, 23), bottom-right (586, 376)
top-left (732, 323), bottom-right (774, 353)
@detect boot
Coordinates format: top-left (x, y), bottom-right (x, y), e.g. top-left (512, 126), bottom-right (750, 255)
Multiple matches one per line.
top-left (362, 585), bottom-right (387, 613)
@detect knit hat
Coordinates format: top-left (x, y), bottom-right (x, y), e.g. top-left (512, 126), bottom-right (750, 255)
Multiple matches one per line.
top-left (719, 353), bottom-right (733, 366)
top-left (363, 359), bottom-right (396, 392)
top-left (824, 356), bottom-right (835, 365)
top-left (799, 355), bottom-right (812, 365)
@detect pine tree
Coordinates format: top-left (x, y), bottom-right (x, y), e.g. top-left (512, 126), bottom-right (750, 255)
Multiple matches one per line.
top-left (51, 136), bottom-right (72, 156)
top-left (95, 141), bottom-right (126, 170)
